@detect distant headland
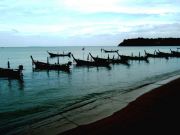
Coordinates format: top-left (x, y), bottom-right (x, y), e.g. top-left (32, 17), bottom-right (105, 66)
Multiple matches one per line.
top-left (118, 38), bottom-right (180, 46)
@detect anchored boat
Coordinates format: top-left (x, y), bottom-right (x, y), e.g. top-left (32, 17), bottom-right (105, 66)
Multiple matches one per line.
top-left (47, 51), bottom-right (71, 57)
top-left (101, 49), bottom-right (119, 53)
top-left (0, 61), bottom-right (23, 80)
top-left (72, 54), bottom-right (110, 68)
top-left (30, 56), bottom-right (71, 72)
top-left (116, 52), bottom-right (149, 62)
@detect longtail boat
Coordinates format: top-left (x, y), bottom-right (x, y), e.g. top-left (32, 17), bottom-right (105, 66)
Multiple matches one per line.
top-left (89, 53), bottom-right (129, 66)
top-left (47, 51), bottom-right (71, 57)
top-left (109, 57), bottom-right (130, 66)
top-left (116, 52), bottom-right (149, 62)
top-left (101, 49), bottom-right (119, 53)
top-left (170, 49), bottom-right (180, 57)
top-left (144, 50), bottom-right (168, 59)
top-left (72, 54), bottom-right (110, 67)
top-left (89, 53), bottom-right (109, 63)
top-left (0, 61), bottom-right (23, 80)
top-left (157, 49), bottom-right (180, 57)
top-left (157, 50), bottom-right (171, 55)
top-left (156, 50), bottom-right (173, 57)
top-left (30, 56), bottom-right (71, 72)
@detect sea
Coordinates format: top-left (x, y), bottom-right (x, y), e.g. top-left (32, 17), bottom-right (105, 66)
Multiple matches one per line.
top-left (0, 46), bottom-right (180, 135)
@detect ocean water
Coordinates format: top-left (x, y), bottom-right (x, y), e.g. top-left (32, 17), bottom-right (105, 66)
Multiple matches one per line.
top-left (0, 46), bottom-right (180, 135)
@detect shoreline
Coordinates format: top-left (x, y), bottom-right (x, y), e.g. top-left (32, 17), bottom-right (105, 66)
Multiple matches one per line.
top-left (4, 75), bottom-right (179, 135)
top-left (61, 76), bottom-right (180, 135)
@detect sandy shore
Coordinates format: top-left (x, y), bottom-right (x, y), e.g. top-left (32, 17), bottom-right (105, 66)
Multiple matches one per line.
top-left (61, 77), bottom-right (180, 135)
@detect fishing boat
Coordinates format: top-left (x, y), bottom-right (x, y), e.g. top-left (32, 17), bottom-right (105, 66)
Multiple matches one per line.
top-left (144, 50), bottom-right (168, 59)
top-left (89, 53), bottom-right (109, 63)
top-left (116, 52), bottom-right (149, 62)
top-left (89, 53), bottom-right (129, 66)
top-left (101, 49), bottom-right (119, 53)
top-left (156, 50), bottom-right (173, 57)
top-left (72, 54), bottom-right (110, 67)
top-left (0, 61), bottom-right (23, 80)
top-left (108, 57), bottom-right (130, 66)
top-left (30, 56), bottom-right (71, 72)
top-left (170, 49), bottom-right (180, 57)
top-left (47, 51), bottom-right (71, 57)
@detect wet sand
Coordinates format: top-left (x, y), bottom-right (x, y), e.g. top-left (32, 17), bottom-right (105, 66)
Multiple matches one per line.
top-left (61, 77), bottom-right (180, 135)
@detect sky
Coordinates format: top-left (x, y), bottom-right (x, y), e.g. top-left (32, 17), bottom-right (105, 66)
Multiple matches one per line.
top-left (0, 0), bottom-right (180, 46)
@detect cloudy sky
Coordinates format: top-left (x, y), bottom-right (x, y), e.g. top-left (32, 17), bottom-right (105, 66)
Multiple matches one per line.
top-left (0, 0), bottom-right (180, 46)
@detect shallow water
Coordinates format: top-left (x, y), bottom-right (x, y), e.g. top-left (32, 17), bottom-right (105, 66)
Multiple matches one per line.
top-left (0, 46), bottom-right (180, 134)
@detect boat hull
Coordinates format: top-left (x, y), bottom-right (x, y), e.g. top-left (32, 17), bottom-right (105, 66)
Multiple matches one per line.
top-left (0, 68), bottom-right (23, 80)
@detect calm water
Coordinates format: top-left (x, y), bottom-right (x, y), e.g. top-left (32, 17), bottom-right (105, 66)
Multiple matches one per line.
top-left (0, 46), bottom-right (180, 135)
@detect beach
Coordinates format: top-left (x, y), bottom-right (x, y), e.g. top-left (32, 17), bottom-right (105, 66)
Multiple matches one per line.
top-left (61, 77), bottom-right (180, 135)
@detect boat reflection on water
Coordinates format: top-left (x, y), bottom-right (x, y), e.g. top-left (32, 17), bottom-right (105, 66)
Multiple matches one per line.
top-left (2, 78), bottom-right (25, 90)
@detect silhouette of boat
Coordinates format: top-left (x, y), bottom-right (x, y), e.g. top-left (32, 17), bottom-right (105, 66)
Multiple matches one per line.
top-left (89, 53), bottom-right (109, 63)
top-left (47, 51), bottom-right (71, 57)
top-left (156, 50), bottom-right (172, 57)
top-left (102, 49), bottom-right (119, 53)
top-left (157, 49), bottom-right (180, 57)
top-left (144, 50), bottom-right (168, 59)
top-left (170, 49), bottom-right (180, 57)
top-left (108, 57), bottom-right (130, 66)
top-left (116, 52), bottom-right (149, 62)
top-left (89, 53), bottom-right (129, 66)
top-left (72, 54), bottom-right (110, 67)
top-left (0, 61), bottom-right (23, 80)
top-left (30, 56), bottom-right (71, 72)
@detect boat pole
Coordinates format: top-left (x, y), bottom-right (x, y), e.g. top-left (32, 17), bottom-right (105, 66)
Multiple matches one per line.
top-left (154, 50), bottom-right (156, 55)
top-left (87, 54), bottom-right (89, 60)
top-left (47, 57), bottom-right (49, 64)
top-left (7, 60), bottom-right (10, 68)
top-left (57, 57), bottom-right (59, 64)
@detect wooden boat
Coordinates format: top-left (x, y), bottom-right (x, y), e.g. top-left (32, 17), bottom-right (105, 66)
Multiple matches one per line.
top-left (101, 49), bottom-right (119, 53)
top-left (108, 57), bottom-right (130, 66)
top-left (89, 53), bottom-right (129, 66)
top-left (0, 61), bottom-right (23, 80)
top-left (170, 49), bottom-right (180, 57)
top-left (156, 50), bottom-right (173, 57)
top-left (30, 56), bottom-right (71, 72)
top-left (89, 53), bottom-right (109, 63)
top-left (116, 52), bottom-right (149, 62)
top-left (47, 51), bottom-right (71, 57)
top-left (144, 50), bottom-right (168, 59)
top-left (72, 54), bottom-right (110, 67)
top-left (157, 49), bottom-right (180, 57)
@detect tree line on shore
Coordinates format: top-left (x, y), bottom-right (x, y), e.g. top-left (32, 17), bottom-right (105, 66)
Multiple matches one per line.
top-left (119, 38), bottom-right (180, 46)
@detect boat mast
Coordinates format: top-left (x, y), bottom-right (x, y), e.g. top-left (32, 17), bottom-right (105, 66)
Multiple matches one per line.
top-left (7, 60), bottom-right (10, 68)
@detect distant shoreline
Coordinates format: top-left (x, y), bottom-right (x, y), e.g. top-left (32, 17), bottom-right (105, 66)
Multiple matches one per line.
top-left (119, 38), bottom-right (180, 46)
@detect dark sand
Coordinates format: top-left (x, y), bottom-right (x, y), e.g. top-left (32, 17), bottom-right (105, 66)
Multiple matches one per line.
top-left (61, 78), bottom-right (180, 135)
